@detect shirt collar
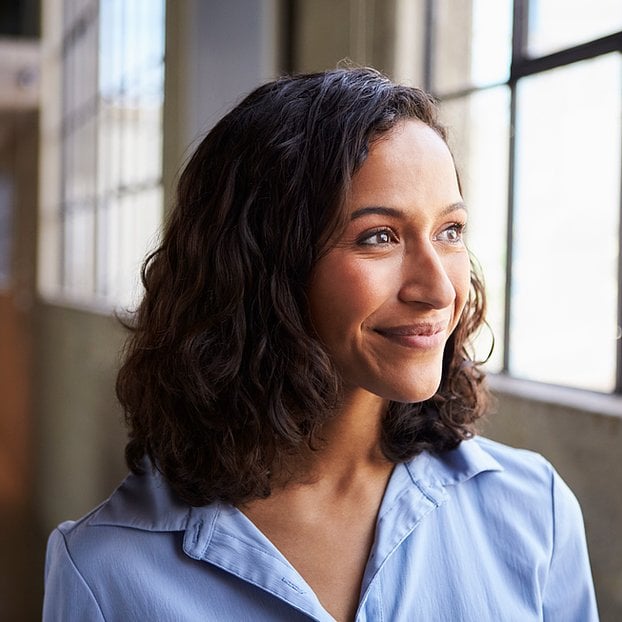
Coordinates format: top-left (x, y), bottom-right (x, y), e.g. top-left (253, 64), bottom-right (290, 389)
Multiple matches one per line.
top-left (88, 461), bottom-right (191, 532)
top-left (182, 502), bottom-right (331, 620)
top-left (408, 435), bottom-right (504, 491)
top-left (357, 437), bottom-right (503, 609)
top-left (88, 438), bottom-right (503, 620)
top-left (89, 437), bottom-right (503, 534)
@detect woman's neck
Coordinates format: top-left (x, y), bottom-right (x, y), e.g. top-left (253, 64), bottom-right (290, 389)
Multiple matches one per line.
top-left (238, 390), bottom-right (394, 622)
top-left (273, 389), bottom-right (392, 491)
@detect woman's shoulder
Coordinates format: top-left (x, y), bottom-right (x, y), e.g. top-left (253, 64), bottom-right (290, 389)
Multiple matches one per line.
top-left (414, 435), bottom-right (558, 485)
top-left (411, 435), bottom-right (582, 518)
top-left (44, 466), bottom-right (200, 619)
top-left (470, 435), bottom-right (556, 478)
top-left (437, 436), bottom-right (584, 525)
top-left (48, 465), bottom-right (191, 564)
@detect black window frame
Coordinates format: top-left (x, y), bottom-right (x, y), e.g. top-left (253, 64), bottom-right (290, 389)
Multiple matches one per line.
top-left (424, 0), bottom-right (622, 394)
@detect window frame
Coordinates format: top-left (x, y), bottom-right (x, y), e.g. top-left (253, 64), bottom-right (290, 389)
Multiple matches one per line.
top-left (424, 0), bottom-right (622, 395)
top-left (39, 0), bottom-right (166, 312)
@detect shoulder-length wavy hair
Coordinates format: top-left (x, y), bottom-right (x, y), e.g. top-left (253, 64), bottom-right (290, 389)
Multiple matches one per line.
top-left (117, 67), bottom-right (490, 506)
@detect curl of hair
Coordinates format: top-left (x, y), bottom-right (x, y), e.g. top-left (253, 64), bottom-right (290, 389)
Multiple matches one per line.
top-left (117, 68), bottom-right (491, 506)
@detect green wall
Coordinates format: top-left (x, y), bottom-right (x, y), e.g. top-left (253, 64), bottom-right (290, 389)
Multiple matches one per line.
top-left (34, 303), bottom-right (128, 529)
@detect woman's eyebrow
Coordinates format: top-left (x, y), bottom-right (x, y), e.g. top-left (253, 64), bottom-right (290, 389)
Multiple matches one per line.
top-left (350, 201), bottom-right (467, 221)
top-left (350, 206), bottom-right (403, 220)
top-left (440, 201), bottom-right (467, 216)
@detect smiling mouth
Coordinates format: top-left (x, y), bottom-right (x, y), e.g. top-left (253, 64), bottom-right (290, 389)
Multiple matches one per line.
top-left (373, 322), bottom-right (448, 349)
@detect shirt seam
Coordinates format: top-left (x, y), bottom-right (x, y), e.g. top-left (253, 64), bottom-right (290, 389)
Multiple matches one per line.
top-left (545, 463), bottom-right (556, 592)
top-left (57, 529), bottom-right (107, 621)
top-left (378, 569), bottom-right (385, 622)
top-left (199, 505), bottom-right (219, 557)
top-left (215, 530), bottom-right (299, 574)
top-left (404, 459), bottom-right (444, 507)
top-left (198, 549), bottom-right (328, 621)
top-left (412, 477), bottom-right (442, 507)
top-left (377, 458), bottom-right (436, 520)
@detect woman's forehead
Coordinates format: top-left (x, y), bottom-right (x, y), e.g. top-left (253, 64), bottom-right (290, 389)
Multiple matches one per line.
top-left (347, 120), bottom-right (460, 210)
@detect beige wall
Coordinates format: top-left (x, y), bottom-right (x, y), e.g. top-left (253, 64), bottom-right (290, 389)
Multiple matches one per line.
top-left (33, 305), bottom-right (128, 528)
top-left (163, 0), bottom-right (281, 211)
top-left (292, 0), bottom-right (421, 78)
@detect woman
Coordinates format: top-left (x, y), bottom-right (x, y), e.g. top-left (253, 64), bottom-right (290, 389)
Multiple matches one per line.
top-left (43, 68), bottom-right (598, 621)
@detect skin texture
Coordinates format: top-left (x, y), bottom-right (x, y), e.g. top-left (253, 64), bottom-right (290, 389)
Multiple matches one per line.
top-left (308, 119), bottom-right (470, 407)
top-left (242, 120), bottom-right (470, 622)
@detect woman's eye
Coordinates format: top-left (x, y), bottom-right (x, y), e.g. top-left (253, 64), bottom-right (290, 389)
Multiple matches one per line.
top-left (358, 229), bottom-right (395, 246)
top-left (437, 223), bottom-right (465, 243)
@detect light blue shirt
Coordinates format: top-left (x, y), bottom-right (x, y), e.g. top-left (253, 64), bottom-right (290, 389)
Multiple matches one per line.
top-left (43, 437), bottom-right (599, 621)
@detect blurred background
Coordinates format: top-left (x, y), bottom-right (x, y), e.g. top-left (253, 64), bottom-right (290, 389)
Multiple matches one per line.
top-left (0, 0), bottom-right (621, 620)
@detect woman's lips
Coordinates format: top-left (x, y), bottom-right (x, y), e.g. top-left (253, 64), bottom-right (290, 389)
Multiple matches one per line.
top-left (373, 322), bottom-right (448, 349)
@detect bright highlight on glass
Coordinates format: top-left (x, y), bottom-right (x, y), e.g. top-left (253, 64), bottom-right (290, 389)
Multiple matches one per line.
top-left (528, 0), bottom-right (622, 56)
top-left (433, 0), bottom-right (513, 93)
top-left (511, 54), bottom-right (621, 391)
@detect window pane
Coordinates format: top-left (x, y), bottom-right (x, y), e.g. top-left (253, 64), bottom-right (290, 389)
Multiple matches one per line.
top-left (440, 87), bottom-right (510, 371)
top-left (511, 54), bottom-right (621, 391)
top-left (64, 202), bottom-right (95, 295)
top-left (528, 0), bottom-right (622, 57)
top-left (96, 0), bottom-right (165, 307)
top-left (41, 0), bottom-right (164, 306)
top-left (433, 0), bottom-right (512, 94)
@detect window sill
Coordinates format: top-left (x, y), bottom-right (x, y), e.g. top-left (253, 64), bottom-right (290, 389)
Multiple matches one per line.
top-left (487, 373), bottom-right (622, 419)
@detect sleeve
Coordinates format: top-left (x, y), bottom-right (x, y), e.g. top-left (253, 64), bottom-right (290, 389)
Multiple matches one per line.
top-left (43, 528), bottom-right (106, 622)
top-left (542, 470), bottom-right (599, 622)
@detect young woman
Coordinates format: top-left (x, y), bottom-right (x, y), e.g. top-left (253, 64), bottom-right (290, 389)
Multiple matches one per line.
top-left (43, 68), bottom-right (598, 621)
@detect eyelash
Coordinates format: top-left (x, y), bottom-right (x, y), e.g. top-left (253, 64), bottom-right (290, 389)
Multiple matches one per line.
top-left (357, 227), bottom-right (397, 246)
top-left (438, 222), bottom-right (466, 244)
top-left (356, 222), bottom-right (466, 246)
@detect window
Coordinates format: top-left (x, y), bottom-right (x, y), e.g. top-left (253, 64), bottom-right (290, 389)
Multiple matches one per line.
top-left (427, 0), bottom-right (622, 393)
top-left (39, 0), bottom-right (165, 309)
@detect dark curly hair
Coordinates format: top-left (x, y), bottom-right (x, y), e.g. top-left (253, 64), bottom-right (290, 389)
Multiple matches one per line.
top-left (116, 67), bottom-right (490, 506)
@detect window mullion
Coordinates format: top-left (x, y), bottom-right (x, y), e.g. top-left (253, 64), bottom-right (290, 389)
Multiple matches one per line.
top-left (512, 0), bottom-right (529, 68)
top-left (617, 92), bottom-right (622, 393)
top-left (423, 0), bottom-right (435, 92)
top-left (502, 82), bottom-right (517, 374)
top-left (502, 0), bottom-right (528, 374)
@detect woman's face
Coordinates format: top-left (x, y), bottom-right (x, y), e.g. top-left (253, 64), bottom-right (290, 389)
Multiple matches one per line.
top-left (307, 119), bottom-right (470, 404)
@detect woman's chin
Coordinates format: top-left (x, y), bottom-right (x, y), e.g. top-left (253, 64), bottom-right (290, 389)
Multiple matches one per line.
top-left (365, 372), bottom-right (443, 404)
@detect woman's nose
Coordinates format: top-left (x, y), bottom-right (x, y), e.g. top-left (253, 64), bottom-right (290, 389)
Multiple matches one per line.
top-left (397, 241), bottom-right (456, 309)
